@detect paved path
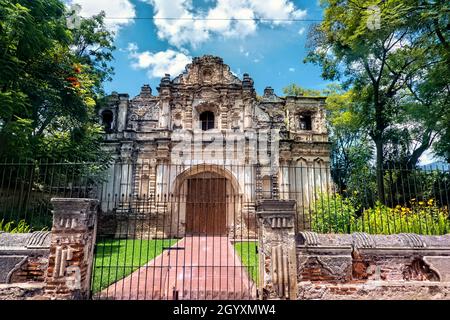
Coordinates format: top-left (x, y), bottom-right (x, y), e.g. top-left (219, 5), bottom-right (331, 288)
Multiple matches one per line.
top-left (99, 236), bottom-right (256, 300)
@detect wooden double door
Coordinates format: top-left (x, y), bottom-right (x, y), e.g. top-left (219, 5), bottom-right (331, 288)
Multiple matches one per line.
top-left (186, 177), bottom-right (227, 235)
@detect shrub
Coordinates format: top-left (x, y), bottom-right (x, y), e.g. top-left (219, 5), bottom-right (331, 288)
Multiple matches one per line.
top-left (355, 200), bottom-right (450, 235)
top-left (311, 194), bottom-right (450, 235)
top-left (310, 193), bottom-right (358, 233)
top-left (0, 219), bottom-right (32, 233)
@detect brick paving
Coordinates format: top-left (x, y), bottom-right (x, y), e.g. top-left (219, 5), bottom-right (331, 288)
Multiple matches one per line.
top-left (99, 236), bottom-right (256, 300)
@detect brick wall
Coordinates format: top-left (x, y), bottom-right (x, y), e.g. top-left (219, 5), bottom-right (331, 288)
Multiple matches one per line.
top-left (9, 256), bottom-right (48, 283)
top-left (296, 232), bottom-right (450, 299)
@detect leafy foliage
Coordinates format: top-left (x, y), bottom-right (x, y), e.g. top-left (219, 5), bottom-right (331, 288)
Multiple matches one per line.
top-left (310, 193), bottom-right (359, 233)
top-left (355, 200), bottom-right (450, 235)
top-left (0, 219), bottom-right (31, 233)
top-left (0, 0), bottom-right (115, 163)
top-left (305, 0), bottom-right (450, 199)
top-left (283, 84), bottom-right (323, 97)
top-left (311, 193), bottom-right (450, 235)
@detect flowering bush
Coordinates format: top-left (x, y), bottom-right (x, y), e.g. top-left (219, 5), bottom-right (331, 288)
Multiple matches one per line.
top-left (311, 194), bottom-right (450, 235)
top-left (355, 200), bottom-right (450, 235)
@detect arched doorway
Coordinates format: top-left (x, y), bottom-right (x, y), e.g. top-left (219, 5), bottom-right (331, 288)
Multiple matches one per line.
top-left (172, 165), bottom-right (241, 237)
top-left (185, 172), bottom-right (227, 235)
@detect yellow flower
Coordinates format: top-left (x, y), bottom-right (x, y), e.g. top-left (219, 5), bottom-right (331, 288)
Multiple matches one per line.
top-left (419, 201), bottom-right (424, 205)
top-left (427, 199), bottom-right (434, 205)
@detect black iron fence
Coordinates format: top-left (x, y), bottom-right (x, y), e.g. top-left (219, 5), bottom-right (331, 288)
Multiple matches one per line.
top-left (0, 159), bottom-right (104, 231)
top-left (0, 160), bottom-right (448, 299)
top-left (0, 160), bottom-right (448, 235)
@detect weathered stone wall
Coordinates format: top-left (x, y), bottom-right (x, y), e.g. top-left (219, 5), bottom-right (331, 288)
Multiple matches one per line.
top-left (298, 282), bottom-right (450, 300)
top-left (0, 283), bottom-right (45, 300)
top-left (0, 198), bottom-right (100, 301)
top-left (99, 55), bottom-right (331, 240)
top-left (296, 232), bottom-right (450, 300)
top-left (44, 198), bottom-right (98, 300)
top-left (0, 231), bottom-right (50, 284)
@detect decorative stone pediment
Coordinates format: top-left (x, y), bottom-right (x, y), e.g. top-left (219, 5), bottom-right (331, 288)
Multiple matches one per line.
top-left (172, 55), bottom-right (242, 86)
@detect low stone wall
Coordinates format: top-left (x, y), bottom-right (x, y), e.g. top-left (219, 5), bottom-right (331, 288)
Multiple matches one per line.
top-left (298, 281), bottom-right (450, 300)
top-left (0, 231), bottom-right (50, 284)
top-left (0, 198), bottom-right (99, 300)
top-left (296, 232), bottom-right (450, 300)
top-left (0, 283), bottom-right (45, 300)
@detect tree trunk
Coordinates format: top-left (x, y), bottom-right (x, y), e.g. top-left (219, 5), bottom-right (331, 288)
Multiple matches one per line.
top-left (375, 138), bottom-right (386, 205)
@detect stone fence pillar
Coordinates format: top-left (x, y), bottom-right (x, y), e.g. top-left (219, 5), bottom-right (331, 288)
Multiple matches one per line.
top-left (257, 199), bottom-right (297, 300)
top-left (44, 198), bottom-right (98, 300)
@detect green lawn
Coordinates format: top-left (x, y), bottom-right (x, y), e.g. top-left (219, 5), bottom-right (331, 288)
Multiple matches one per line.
top-left (233, 241), bottom-right (259, 283)
top-left (92, 238), bottom-right (177, 293)
top-left (92, 239), bottom-right (259, 294)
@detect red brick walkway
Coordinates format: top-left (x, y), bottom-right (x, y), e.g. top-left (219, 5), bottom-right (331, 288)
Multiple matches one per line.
top-left (100, 236), bottom-right (256, 300)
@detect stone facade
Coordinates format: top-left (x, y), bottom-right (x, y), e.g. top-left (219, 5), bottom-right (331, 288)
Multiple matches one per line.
top-left (99, 55), bottom-right (331, 238)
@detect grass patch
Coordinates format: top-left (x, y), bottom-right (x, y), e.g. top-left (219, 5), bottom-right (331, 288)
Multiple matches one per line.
top-left (92, 238), bottom-right (259, 293)
top-left (92, 238), bottom-right (177, 293)
top-left (233, 241), bottom-right (258, 283)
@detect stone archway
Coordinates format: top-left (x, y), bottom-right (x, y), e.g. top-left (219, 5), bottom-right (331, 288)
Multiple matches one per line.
top-left (172, 165), bottom-right (241, 237)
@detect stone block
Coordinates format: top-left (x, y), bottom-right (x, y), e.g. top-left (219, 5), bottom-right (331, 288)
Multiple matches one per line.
top-left (0, 231), bottom-right (51, 284)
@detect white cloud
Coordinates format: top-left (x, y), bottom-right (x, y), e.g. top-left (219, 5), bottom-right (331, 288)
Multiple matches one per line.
top-left (289, 67), bottom-right (295, 72)
top-left (67, 0), bottom-right (136, 33)
top-left (298, 27), bottom-right (306, 35)
top-left (248, 0), bottom-right (307, 24)
top-left (144, 0), bottom-right (307, 48)
top-left (127, 43), bottom-right (192, 78)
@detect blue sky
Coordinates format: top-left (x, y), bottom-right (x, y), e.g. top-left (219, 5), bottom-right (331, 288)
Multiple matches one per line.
top-left (68, 0), bottom-right (329, 97)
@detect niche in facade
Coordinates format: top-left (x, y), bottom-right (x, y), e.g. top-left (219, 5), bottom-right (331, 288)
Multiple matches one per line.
top-left (262, 176), bottom-right (272, 199)
top-left (299, 114), bottom-right (312, 131)
top-left (101, 110), bottom-right (114, 133)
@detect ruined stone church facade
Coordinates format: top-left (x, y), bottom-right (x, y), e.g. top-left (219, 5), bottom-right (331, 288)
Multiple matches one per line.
top-left (99, 55), bottom-right (330, 238)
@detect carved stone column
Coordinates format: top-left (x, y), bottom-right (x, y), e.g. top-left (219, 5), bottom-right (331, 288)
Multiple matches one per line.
top-left (44, 198), bottom-right (98, 300)
top-left (257, 199), bottom-right (297, 300)
top-left (116, 94), bottom-right (129, 132)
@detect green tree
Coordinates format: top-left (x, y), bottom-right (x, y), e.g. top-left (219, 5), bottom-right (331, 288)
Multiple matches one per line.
top-left (305, 0), bottom-right (449, 202)
top-left (283, 84), bottom-right (323, 97)
top-left (325, 87), bottom-right (374, 192)
top-left (0, 0), bottom-right (115, 163)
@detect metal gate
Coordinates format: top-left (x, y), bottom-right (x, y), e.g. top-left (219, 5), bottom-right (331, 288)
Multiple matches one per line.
top-left (91, 163), bottom-right (259, 300)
